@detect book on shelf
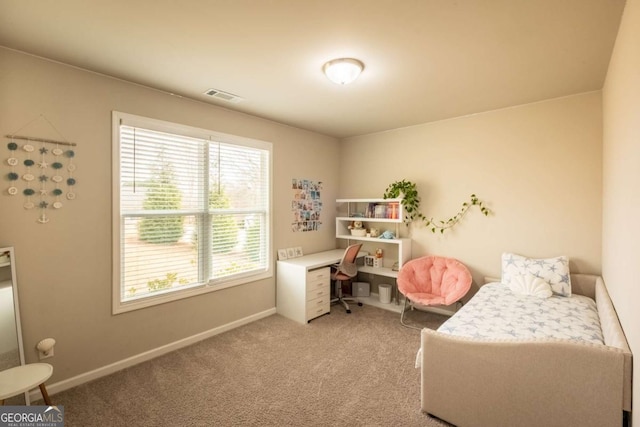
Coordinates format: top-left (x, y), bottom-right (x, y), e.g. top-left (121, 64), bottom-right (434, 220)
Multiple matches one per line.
top-left (388, 202), bottom-right (399, 219)
top-left (366, 203), bottom-right (376, 218)
top-left (363, 201), bottom-right (400, 219)
top-left (374, 204), bottom-right (387, 218)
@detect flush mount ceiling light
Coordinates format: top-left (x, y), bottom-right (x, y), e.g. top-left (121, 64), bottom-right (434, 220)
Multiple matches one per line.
top-left (323, 58), bottom-right (364, 85)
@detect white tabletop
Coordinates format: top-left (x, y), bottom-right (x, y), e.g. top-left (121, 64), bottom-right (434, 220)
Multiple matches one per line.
top-left (277, 249), bottom-right (369, 271)
top-left (0, 363), bottom-right (53, 400)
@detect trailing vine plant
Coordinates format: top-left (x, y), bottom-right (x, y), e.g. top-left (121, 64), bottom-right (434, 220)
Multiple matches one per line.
top-left (383, 179), bottom-right (490, 233)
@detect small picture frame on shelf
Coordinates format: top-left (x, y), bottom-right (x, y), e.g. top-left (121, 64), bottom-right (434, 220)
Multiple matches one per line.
top-left (364, 255), bottom-right (375, 267)
top-left (286, 247), bottom-right (296, 258)
top-left (277, 249), bottom-right (288, 260)
top-left (294, 246), bottom-right (303, 257)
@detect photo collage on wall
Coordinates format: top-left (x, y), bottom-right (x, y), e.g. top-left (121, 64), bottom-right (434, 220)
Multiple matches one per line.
top-left (291, 178), bottom-right (322, 232)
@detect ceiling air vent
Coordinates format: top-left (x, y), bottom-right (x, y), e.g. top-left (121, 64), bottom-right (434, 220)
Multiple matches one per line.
top-left (203, 88), bottom-right (244, 103)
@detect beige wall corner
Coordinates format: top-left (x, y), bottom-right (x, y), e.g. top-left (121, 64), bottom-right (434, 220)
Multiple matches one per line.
top-left (602, 0), bottom-right (640, 422)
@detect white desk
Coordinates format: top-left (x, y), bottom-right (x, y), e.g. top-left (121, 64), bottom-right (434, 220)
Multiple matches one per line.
top-left (276, 249), bottom-right (398, 324)
top-left (277, 249), bottom-right (348, 271)
top-left (358, 265), bottom-right (398, 279)
top-left (276, 249), bottom-right (345, 324)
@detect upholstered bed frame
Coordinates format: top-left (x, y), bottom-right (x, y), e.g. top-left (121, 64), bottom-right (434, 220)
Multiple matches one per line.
top-left (420, 274), bottom-right (632, 427)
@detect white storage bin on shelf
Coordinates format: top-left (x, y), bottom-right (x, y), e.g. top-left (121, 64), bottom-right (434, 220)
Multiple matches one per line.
top-left (352, 282), bottom-right (370, 297)
top-left (335, 198), bottom-right (412, 278)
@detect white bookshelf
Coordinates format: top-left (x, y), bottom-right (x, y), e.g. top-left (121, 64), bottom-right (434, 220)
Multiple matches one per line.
top-left (335, 198), bottom-right (411, 270)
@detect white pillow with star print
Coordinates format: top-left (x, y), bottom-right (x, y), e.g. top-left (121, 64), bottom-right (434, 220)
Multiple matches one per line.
top-left (501, 252), bottom-right (571, 297)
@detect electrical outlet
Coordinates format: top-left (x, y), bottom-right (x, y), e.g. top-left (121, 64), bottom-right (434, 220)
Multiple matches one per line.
top-left (36, 338), bottom-right (56, 360)
top-left (38, 348), bottom-right (54, 360)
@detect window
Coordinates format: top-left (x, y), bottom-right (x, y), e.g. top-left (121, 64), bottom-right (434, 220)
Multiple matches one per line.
top-left (112, 112), bottom-right (272, 313)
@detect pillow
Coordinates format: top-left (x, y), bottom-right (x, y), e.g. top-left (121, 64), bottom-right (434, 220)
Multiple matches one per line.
top-left (501, 252), bottom-right (571, 296)
top-left (508, 274), bottom-right (553, 298)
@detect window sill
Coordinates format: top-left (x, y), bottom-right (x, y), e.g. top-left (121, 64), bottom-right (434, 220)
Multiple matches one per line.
top-left (112, 270), bottom-right (272, 315)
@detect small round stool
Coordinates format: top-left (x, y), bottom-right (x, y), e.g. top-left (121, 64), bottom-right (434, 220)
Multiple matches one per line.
top-left (0, 363), bottom-right (53, 405)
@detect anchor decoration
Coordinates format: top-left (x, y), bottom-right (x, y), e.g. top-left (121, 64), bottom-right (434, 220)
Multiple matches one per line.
top-left (38, 212), bottom-right (50, 224)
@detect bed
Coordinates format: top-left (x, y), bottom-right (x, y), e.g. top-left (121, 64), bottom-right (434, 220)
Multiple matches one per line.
top-left (418, 273), bottom-right (632, 427)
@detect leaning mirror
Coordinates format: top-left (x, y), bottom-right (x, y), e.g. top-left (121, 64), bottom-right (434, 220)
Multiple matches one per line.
top-left (0, 247), bottom-right (28, 404)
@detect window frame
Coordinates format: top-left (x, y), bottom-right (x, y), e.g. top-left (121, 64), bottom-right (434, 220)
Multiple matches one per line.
top-left (112, 111), bottom-right (273, 314)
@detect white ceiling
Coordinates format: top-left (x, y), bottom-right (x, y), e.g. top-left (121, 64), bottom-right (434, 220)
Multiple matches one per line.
top-left (0, 0), bottom-right (626, 138)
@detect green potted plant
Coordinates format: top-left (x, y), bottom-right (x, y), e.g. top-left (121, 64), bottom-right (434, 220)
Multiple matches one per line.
top-left (382, 179), bottom-right (425, 224)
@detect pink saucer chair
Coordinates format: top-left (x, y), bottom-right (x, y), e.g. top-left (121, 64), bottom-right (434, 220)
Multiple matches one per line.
top-left (397, 255), bottom-right (472, 328)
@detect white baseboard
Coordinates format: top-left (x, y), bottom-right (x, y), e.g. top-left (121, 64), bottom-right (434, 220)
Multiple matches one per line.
top-left (33, 307), bottom-right (276, 401)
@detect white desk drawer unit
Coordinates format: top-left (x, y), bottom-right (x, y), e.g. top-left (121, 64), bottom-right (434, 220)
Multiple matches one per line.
top-left (305, 268), bottom-right (331, 321)
top-left (306, 294), bottom-right (330, 321)
top-left (277, 251), bottom-right (343, 324)
top-left (306, 284), bottom-right (329, 300)
top-left (306, 268), bottom-right (330, 295)
top-left (307, 267), bottom-right (330, 283)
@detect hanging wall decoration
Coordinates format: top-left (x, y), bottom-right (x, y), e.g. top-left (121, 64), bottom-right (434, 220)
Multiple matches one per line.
top-left (291, 178), bottom-right (323, 232)
top-left (4, 115), bottom-right (79, 224)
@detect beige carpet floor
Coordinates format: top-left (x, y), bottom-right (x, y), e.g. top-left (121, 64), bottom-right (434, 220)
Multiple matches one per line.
top-left (51, 304), bottom-right (452, 426)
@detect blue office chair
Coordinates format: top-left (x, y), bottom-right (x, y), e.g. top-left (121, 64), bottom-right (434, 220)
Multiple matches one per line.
top-left (330, 243), bottom-right (363, 313)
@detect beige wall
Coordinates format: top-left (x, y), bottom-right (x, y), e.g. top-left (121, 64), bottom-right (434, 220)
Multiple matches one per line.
top-left (340, 92), bottom-right (603, 291)
top-left (0, 48), bottom-right (339, 383)
top-left (602, 0), bottom-right (640, 422)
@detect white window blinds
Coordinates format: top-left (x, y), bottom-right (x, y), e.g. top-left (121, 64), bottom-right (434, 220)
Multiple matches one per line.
top-left (113, 112), bottom-right (271, 313)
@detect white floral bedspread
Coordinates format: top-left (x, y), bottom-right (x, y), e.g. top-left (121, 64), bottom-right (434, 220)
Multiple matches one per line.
top-left (437, 282), bottom-right (604, 344)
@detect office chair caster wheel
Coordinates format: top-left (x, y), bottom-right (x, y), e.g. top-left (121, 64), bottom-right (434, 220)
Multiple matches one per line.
top-left (346, 309), bottom-right (351, 314)
top-left (357, 302), bottom-right (363, 306)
